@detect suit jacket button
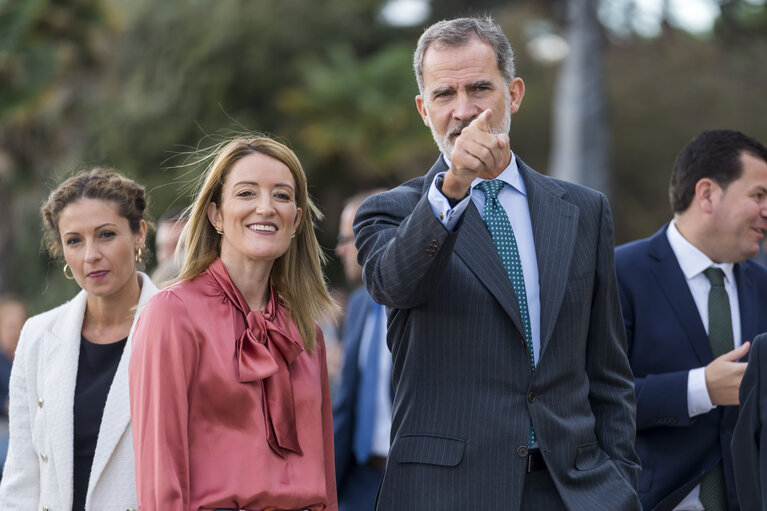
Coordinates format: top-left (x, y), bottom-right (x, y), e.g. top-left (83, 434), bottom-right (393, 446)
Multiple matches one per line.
top-left (430, 239), bottom-right (439, 249)
top-left (38, 397), bottom-right (44, 408)
top-left (528, 392), bottom-right (536, 403)
top-left (516, 446), bottom-right (528, 457)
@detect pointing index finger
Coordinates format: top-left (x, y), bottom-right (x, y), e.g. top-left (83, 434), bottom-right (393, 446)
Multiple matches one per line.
top-left (471, 109), bottom-right (493, 132)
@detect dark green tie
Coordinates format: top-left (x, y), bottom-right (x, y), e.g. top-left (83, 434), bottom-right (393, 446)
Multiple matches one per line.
top-left (703, 268), bottom-right (733, 357)
top-left (698, 267), bottom-right (732, 511)
top-left (477, 180), bottom-right (536, 447)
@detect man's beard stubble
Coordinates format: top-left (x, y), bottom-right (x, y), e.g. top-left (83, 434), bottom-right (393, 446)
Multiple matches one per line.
top-left (426, 90), bottom-right (512, 161)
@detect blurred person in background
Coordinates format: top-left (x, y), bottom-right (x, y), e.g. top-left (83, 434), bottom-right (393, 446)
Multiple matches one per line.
top-left (616, 130), bottom-right (767, 510)
top-left (320, 289), bottom-right (344, 397)
top-left (0, 168), bottom-right (158, 510)
top-left (0, 296), bottom-right (27, 476)
top-left (732, 331), bottom-right (767, 510)
top-left (332, 189), bottom-right (390, 511)
top-left (151, 207), bottom-right (188, 286)
top-left (0, 296), bottom-right (27, 415)
top-left (129, 136), bottom-right (338, 510)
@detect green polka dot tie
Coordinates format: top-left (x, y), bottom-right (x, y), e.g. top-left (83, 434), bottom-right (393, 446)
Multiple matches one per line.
top-left (477, 179), bottom-right (536, 447)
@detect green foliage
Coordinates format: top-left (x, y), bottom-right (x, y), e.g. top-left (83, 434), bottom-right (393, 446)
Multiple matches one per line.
top-left (2, 0), bottom-right (767, 310)
top-left (608, 28), bottom-right (767, 243)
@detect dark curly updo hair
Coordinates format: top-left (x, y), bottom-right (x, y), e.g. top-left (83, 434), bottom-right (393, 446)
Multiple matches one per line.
top-left (41, 167), bottom-right (150, 259)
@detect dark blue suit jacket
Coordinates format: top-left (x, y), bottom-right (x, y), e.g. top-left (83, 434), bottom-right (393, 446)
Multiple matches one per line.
top-left (616, 225), bottom-right (767, 510)
top-left (333, 287), bottom-right (371, 487)
top-left (732, 332), bottom-right (767, 511)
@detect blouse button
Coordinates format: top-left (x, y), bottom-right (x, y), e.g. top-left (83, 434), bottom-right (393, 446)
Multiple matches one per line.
top-left (40, 453), bottom-right (48, 463)
top-left (42, 507), bottom-right (50, 511)
top-left (38, 397), bottom-right (44, 408)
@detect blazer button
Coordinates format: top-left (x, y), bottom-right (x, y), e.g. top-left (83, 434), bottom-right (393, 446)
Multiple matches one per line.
top-left (38, 397), bottom-right (44, 408)
top-left (40, 453), bottom-right (48, 463)
top-left (528, 392), bottom-right (536, 403)
top-left (516, 445), bottom-right (528, 458)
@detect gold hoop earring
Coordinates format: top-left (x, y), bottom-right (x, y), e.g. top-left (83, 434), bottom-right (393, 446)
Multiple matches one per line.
top-left (135, 247), bottom-right (143, 264)
top-left (214, 226), bottom-right (223, 235)
top-left (290, 231), bottom-right (296, 239)
top-left (63, 264), bottom-right (75, 280)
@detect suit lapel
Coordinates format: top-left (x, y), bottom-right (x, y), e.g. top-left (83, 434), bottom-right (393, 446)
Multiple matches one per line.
top-left (720, 260), bottom-right (758, 434)
top-left (87, 274), bottom-right (158, 502)
top-left (521, 161), bottom-right (578, 357)
top-left (45, 290), bottom-right (88, 509)
top-left (454, 202), bottom-right (527, 342)
top-left (421, 156), bottom-right (527, 341)
top-left (735, 262), bottom-right (758, 346)
top-left (648, 228), bottom-right (712, 365)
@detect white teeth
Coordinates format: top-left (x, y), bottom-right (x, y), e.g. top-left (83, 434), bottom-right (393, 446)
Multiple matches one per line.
top-left (248, 224), bottom-right (276, 232)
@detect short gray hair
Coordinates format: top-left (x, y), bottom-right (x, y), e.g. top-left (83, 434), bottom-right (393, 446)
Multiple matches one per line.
top-left (413, 16), bottom-right (516, 94)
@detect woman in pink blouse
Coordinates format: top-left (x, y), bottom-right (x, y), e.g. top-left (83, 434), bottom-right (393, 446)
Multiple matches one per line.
top-left (129, 136), bottom-right (338, 510)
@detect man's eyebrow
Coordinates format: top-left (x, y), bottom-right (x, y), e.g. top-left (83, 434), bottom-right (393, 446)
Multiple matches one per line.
top-left (469, 80), bottom-right (493, 89)
top-left (431, 85), bottom-right (454, 97)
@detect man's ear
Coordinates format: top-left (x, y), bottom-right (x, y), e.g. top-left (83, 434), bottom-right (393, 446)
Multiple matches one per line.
top-left (415, 95), bottom-right (430, 127)
top-left (508, 77), bottom-right (525, 115)
top-left (695, 178), bottom-right (718, 214)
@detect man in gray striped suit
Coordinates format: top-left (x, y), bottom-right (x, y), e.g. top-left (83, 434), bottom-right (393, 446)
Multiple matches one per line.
top-left (354, 17), bottom-right (640, 510)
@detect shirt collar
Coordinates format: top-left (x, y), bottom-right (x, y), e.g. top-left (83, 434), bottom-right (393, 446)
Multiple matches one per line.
top-left (441, 150), bottom-right (525, 196)
top-left (667, 219), bottom-right (735, 283)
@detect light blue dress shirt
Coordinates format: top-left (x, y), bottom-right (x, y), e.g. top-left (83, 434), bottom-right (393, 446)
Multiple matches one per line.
top-left (427, 153), bottom-right (541, 364)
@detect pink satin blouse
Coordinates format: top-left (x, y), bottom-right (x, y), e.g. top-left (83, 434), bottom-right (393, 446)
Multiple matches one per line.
top-left (129, 258), bottom-right (337, 510)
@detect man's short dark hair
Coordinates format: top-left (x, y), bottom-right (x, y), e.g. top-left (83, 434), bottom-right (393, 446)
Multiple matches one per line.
top-left (669, 129), bottom-right (767, 213)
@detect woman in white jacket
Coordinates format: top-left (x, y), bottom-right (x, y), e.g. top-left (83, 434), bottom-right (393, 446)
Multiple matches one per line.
top-left (0, 168), bottom-right (158, 511)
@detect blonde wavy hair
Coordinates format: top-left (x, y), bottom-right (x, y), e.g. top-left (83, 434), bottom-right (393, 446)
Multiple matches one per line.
top-left (177, 136), bottom-right (336, 353)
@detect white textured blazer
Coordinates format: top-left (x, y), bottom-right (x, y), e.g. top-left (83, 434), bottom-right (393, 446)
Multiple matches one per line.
top-left (0, 273), bottom-right (157, 511)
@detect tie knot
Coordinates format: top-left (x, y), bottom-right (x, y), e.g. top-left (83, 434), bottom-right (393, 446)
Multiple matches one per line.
top-left (477, 179), bottom-right (505, 200)
top-left (703, 267), bottom-right (725, 287)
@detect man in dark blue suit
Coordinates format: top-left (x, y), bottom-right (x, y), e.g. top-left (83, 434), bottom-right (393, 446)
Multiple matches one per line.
top-left (616, 130), bottom-right (767, 510)
top-left (333, 191), bottom-right (391, 511)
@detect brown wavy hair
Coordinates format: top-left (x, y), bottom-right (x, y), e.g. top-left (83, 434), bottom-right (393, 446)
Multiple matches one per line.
top-left (177, 136), bottom-right (336, 353)
top-left (41, 167), bottom-right (151, 262)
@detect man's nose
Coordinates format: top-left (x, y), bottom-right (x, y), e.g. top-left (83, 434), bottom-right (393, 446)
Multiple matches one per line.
top-left (453, 92), bottom-right (480, 121)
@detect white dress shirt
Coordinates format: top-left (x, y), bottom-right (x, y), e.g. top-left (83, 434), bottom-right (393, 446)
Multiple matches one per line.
top-left (666, 220), bottom-right (741, 511)
top-left (427, 152), bottom-right (541, 365)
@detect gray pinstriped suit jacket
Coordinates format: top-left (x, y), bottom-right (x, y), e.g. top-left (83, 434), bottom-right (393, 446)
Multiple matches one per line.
top-left (353, 156), bottom-right (640, 510)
